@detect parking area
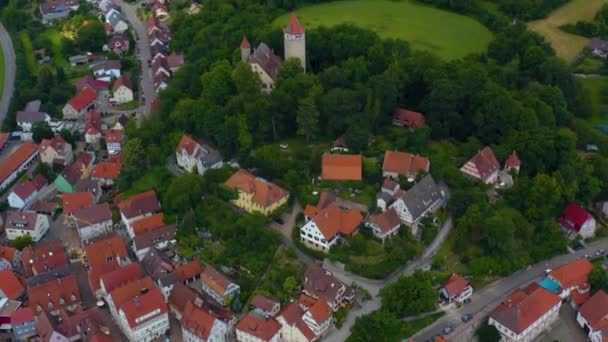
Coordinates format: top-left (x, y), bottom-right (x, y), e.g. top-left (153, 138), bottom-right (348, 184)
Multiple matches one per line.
top-left (538, 304), bottom-right (587, 342)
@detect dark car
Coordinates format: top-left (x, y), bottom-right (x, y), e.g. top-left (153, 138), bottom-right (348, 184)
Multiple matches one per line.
top-left (274, 217), bottom-right (285, 225)
top-left (574, 242), bottom-right (586, 251)
top-left (461, 314), bottom-right (473, 322)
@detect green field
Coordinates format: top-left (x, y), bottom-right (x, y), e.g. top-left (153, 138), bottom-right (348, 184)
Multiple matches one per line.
top-left (273, 0), bottom-right (493, 60)
top-left (529, 0), bottom-right (606, 61)
top-left (578, 76), bottom-right (608, 125)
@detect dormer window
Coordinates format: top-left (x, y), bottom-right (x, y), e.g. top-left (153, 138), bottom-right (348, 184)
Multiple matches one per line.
top-left (48, 302), bottom-right (53, 308)
top-left (60, 298), bottom-right (65, 305)
top-left (71, 294), bottom-right (76, 301)
top-left (37, 306), bottom-right (42, 312)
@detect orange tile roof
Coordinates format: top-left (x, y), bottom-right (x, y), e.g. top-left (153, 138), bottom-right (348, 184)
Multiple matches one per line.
top-left (182, 300), bottom-right (219, 340)
top-left (90, 161), bottom-right (122, 179)
top-left (0, 246), bottom-right (17, 262)
top-left (549, 258), bottom-right (593, 289)
top-left (284, 12), bottom-right (304, 35)
top-left (27, 275), bottom-right (81, 314)
top-left (236, 314), bottom-right (281, 341)
top-left (0, 142), bottom-right (38, 184)
top-left (131, 213), bottom-right (165, 236)
top-left (118, 190), bottom-right (160, 219)
top-left (0, 268), bottom-right (25, 300)
top-left (579, 290), bottom-right (608, 331)
top-left (84, 235), bottom-right (128, 269)
top-left (200, 264), bottom-right (234, 297)
top-left (310, 203), bottom-right (363, 240)
top-left (21, 241), bottom-right (68, 277)
top-left (62, 192), bottom-right (94, 214)
top-left (67, 86), bottom-right (97, 112)
top-left (176, 135), bottom-right (199, 156)
top-left (382, 150), bottom-right (430, 176)
top-left (110, 276), bottom-right (155, 310)
top-left (308, 299), bottom-right (332, 324)
top-left (120, 287), bottom-right (167, 329)
top-left (168, 282), bottom-right (200, 316)
top-left (105, 129), bottom-right (124, 144)
top-left (225, 170), bottom-right (289, 208)
top-left (175, 260), bottom-right (202, 282)
top-left (100, 263), bottom-right (144, 294)
top-left (321, 154), bottom-right (362, 181)
top-left (443, 273), bottom-right (469, 297)
top-left (369, 207), bottom-right (401, 234)
top-left (393, 108), bottom-right (426, 129)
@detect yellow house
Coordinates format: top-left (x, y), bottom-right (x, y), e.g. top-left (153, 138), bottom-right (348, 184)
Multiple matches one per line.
top-left (224, 170), bottom-right (289, 215)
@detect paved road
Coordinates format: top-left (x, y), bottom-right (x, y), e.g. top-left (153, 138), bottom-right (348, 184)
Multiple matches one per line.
top-left (0, 22), bottom-right (16, 127)
top-left (414, 238), bottom-right (608, 342)
top-left (115, 0), bottom-right (154, 118)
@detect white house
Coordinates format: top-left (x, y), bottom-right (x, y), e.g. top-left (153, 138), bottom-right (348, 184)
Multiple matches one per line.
top-left (302, 300), bottom-right (332, 338)
top-left (117, 288), bottom-right (169, 342)
top-left (559, 203), bottom-right (597, 239)
top-left (542, 258), bottom-right (593, 299)
top-left (105, 9), bottom-right (128, 34)
top-left (111, 75), bottom-right (134, 104)
top-left (181, 301), bottom-right (229, 342)
top-left (5, 211), bottom-right (50, 242)
top-left (366, 207), bottom-right (401, 241)
top-left (16, 107), bottom-right (51, 134)
top-left (577, 290), bottom-right (608, 342)
top-left (389, 175), bottom-right (447, 230)
top-left (91, 60), bottom-right (121, 82)
top-left (460, 146), bottom-right (500, 184)
top-left (236, 314), bottom-right (282, 342)
top-left (73, 204), bottom-right (113, 243)
top-left (276, 303), bottom-right (316, 342)
top-left (175, 135), bottom-right (224, 175)
top-left (240, 39), bottom-right (282, 93)
top-left (439, 273), bottom-right (473, 304)
top-left (8, 175), bottom-right (46, 209)
top-left (489, 284), bottom-right (561, 342)
top-left (200, 265), bottom-right (240, 306)
top-left (118, 190), bottom-right (161, 232)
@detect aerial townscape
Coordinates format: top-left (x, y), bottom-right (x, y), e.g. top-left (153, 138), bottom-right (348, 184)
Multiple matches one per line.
top-left (2, 0), bottom-right (608, 342)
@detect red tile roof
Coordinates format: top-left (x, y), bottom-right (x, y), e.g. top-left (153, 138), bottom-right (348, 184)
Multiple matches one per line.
top-left (105, 129), bottom-right (124, 144)
top-left (381, 178), bottom-right (399, 192)
top-left (11, 179), bottom-right (37, 200)
top-left (100, 262), bottom-right (144, 294)
top-left (0, 246), bottom-right (17, 262)
top-left (225, 170), bottom-right (289, 208)
top-left (240, 36), bottom-right (251, 49)
top-left (40, 136), bottom-right (68, 155)
top-left (251, 295), bottom-right (279, 313)
top-left (369, 207), bottom-right (401, 234)
top-left (175, 260), bottom-right (202, 282)
top-left (236, 314), bottom-right (281, 341)
top-left (85, 110), bottom-right (102, 136)
top-left (168, 282), bottom-right (200, 317)
top-left (32, 174), bottom-right (48, 189)
top-left (90, 161), bottom-right (122, 180)
top-left (181, 300), bottom-right (220, 340)
top-left (505, 151), bottom-right (521, 168)
top-left (559, 203), bottom-right (594, 234)
top-left (200, 264), bottom-right (234, 297)
top-left (62, 192), bottom-right (94, 214)
top-left (443, 273), bottom-right (469, 297)
top-left (579, 290), bottom-right (608, 331)
top-left (11, 307), bottom-right (35, 325)
top-left (490, 285), bottom-right (561, 334)
top-left (277, 303), bottom-right (316, 341)
top-left (0, 268), bottom-right (25, 300)
top-left (284, 12), bottom-right (305, 35)
top-left (321, 154), bottom-right (362, 181)
top-left (110, 276), bottom-right (155, 310)
top-left (308, 299), bottom-right (332, 324)
top-left (120, 287), bottom-right (167, 329)
top-left (67, 86), bottom-right (97, 112)
top-left (549, 258), bottom-right (593, 290)
top-left (393, 108), bottom-right (426, 129)
top-left (76, 76), bottom-right (109, 92)
top-left (310, 203), bottom-right (363, 240)
top-left (118, 190), bottom-right (161, 219)
top-left (21, 241), bottom-right (68, 277)
top-left (112, 75), bottom-right (132, 93)
top-left (176, 135), bottom-right (199, 156)
top-left (84, 234), bottom-right (128, 270)
top-left (0, 132), bottom-right (9, 149)
top-left (74, 203), bottom-right (112, 226)
top-left (0, 142), bottom-right (38, 184)
top-left (461, 147), bottom-right (500, 182)
top-left (131, 213), bottom-right (165, 236)
top-left (382, 150), bottom-right (430, 176)
top-left (28, 275), bottom-right (81, 314)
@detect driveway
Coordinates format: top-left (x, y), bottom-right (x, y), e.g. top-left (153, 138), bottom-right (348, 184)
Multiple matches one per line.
top-left (0, 23), bottom-right (15, 127)
top-left (115, 0), bottom-right (155, 118)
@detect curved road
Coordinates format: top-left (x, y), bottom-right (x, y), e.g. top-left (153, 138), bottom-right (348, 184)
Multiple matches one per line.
top-left (0, 23), bottom-right (16, 127)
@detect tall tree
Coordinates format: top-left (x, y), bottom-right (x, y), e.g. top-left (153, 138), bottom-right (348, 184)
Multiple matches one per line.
top-left (296, 96), bottom-right (319, 143)
top-left (118, 138), bottom-right (147, 191)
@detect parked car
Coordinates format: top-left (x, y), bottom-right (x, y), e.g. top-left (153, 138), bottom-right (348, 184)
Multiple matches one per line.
top-left (274, 217), bottom-right (284, 225)
top-left (596, 249), bottom-right (606, 256)
top-left (574, 242), bottom-right (586, 251)
top-left (461, 314), bottom-right (473, 322)
top-left (442, 325), bottom-right (454, 335)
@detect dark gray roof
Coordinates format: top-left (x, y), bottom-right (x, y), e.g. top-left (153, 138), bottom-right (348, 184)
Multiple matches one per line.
top-left (248, 42), bottom-right (282, 80)
top-left (75, 179), bottom-right (101, 194)
top-left (133, 224), bottom-right (176, 251)
top-left (16, 111), bottom-right (49, 124)
top-left (25, 100), bottom-right (41, 112)
top-left (27, 265), bottom-right (72, 287)
top-left (106, 9), bottom-right (123, 28)
top-left (158, 272), bottom-right (178, 287)
top-left (201, 145), bottom-right (223, 168)
top-left (399, 175), bottom-right (446, 221)
top-left (376, 192), bottom-right (393, 204)
top-left (141, 247), bottom-right (174, 281)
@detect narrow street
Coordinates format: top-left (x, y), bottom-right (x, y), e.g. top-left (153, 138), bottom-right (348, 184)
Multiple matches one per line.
top-left (0, 22), bottom-right (16, 125)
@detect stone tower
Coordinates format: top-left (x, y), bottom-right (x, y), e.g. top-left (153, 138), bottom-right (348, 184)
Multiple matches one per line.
top-left (240, 35), bottom-right (251, 62)
top-left (283, 12), bottom-right (306, 72)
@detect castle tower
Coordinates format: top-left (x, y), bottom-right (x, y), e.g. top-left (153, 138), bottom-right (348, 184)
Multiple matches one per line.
top-left (283, 12), bottom-right (306, 72)
top-left (240, 35), bottom-right (251, 62)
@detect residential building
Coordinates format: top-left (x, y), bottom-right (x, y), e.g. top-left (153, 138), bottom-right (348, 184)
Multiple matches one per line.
top-left (224, 170), bottom-right (289, 215)
top-left (107, 276), bottom-right (155, 317)
top-left (321, 154), bottom-right (362, 181)
top-left (439, 273), bottom-right (473, 304)
top-left (577, 290), bottom-right (608, 342)
top-left (151, 1), bottom-right (169, 20)
top-left (76, 179), bottom-right (102, 202)
top-left (27, 275), bottom-right (81, 315)
top-left (40, 0), bottom-right (79, 24)
top-left (113, 114), bottom-right (129, 130)
top-left (11, 307), bottom-right (36, 341)
top-left (200, 264), bottom-right (240, 306)
top-left (489, 283), bottom-right (561, 342)
top-left (0, 246), bottom-right (20, 269)
top-left (283, 12), bottom-right (306, 71)
top-left (540, 258), bottom-right (593, 299)
top-left (389, 175), bottom-right (447, 228)
top-left (8, 175), bottom-right (47, 209)
top-left (241, 39), bottom-right (283, 92)
top-left (168, 282), bottom-right (201, 321)
top-left (236, 314), bottom-right (282, 342)
top-left (460, 146), bottom-right (500, 184)
top-left (251, 295), bottom-right (281, 317)
top-left (0, 298), bottom-right (21, 330)
top-left (91, 60), bottom-right (121, 81)
top-left (73, 204), bottom-right (113, 242)
top-left (129, 213), bottom-right (165, 238)
top-left (105, 129), bottom-right (124, 155)
top-left (40, 136), bottom-right (73, 166)
top-left (175, 134), bottom-right (223, 175)
top-left (366, 207), bottom-right (401, 241)
top-left (21, 241), bottom-right (68, 277)
top-left (117, 288), bottom-right (169, 342)
top-left (105, 9), bottom-right (128, 34)
top-left (382, 150), bottom-right (430, 180)
top-left (84, 110), bottom-right (102, 145)
top-left (16, 104), bottom-right (51, 137)
top-left (0, 142), bottom-right (39, 191)
top-left (132, 224), bottom-right (176, 260)
top-left (175, 259), bottom-right (202, 286)
top-left (5, 211), bottom-right (50, 242)
top-left (301, 299), bottom-right (332, 337)
top-left (63, 192), bottom-right (95, 217)
top-left (392, 108), bottom-right (426, 129)
top-left (0, 268), bottom-right (25, 300)
top-left (505, 151), bottom-right (521, 174)
top-left (153, 72), bottom-right (170, 93)
top-left (54, 152), bottom-right (94, 193)
top-left (90, 161), bottom-right (122, 186)
top-left (118, 190), bottom-right (161, 232)
top-left (300, 197), bottom-right (363, 251)
top-left (76, 76), bottom-right (110, 93)
top-left (181, 300), bottom-right (229, 342)
top-left (559, 203), bottom-right (597, 239)
top-left (276, 303), bottom-right (316, 342)
top-left (84, 234), bottom-right (130, 298)
top-left (63, 87), bottom-right (97, 120)
top-left (590, 37), bottom-right (608, 58)
top-left (112, 75), bottom-right (134, 104)
top-left (99, 262), bottom-right (144, 298)
top-left (303, 264), bottom-right (354, 312)
top-left (107, 34), bottom-right (129, 53)
top-left (166, 52), bottom-right (184, 73)
top-left (69, 55), bottom-right (89, 67)
top-left (140, 249), bottom-right (176, 300)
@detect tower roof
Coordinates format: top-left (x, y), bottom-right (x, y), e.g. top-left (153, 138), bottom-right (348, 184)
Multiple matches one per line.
top-left (240, 35), bottom-right (251, 49)
top-left (284, 12), bottom-right (304, 35)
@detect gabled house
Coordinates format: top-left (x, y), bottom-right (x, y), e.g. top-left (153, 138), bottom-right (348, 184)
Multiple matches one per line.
top-left (140, 248), bottom-right (176, 300)
top-left (366, 207), bottom-right (401, 241)
top-left (460, 146), bottom-right (500, 184)
top-left (590, 37), bottom-right (608, 58)
top-left (559, 203), bottom-right (597, 239)
top-left (100, 262), bottom-right (144, 299)
top-left (113, 114), bottom-right (129, 130)
top-left (8, 175), bottom-right (47, 209)
top-left (175, 134), bottom-right (223, 175)
top-left (0, 246), bottom-right (20, 270)
top-left (111, 75), bottom-right (133, 104)
top-left (11, 307), bottom-right (36, 341)
top-left (90, 161), bottom-right (122, 186)
top-left (0, 268), bottom-right (25, 300)
top-left (382, 150), bottom-right (430, 181)
top-left (439, 273), bottom-right (473, 304)
top-left (392, 108), bottom-right (426, 129)
top-left (541, 258), bottom-right (593, 299)
top-left (389, 175), bottom-right (447, 230)
top-left (151, 1), bottom-right (170, 20)
top-left (153, 72), bottom-right (170, 93)
top-left (504, 151), bottom-right (521, 174)
top-left (84, 234), bottom-right (130, 298)
top-left (132, 224), bottom-right (176, 261)
top-left (91, 60), bottom-right (121, 82)
top-left (16, 103), bottom-right (51, 137)
top-left (175, 260), bottom-right (203, 285)
top-left (106, 34), bottom-right (129, 53)
top-left (84, 110), bottom-right (102, 144)
top-left (105, 8), bottom-right (128, 34)
top-left (236, 314), bottom-right (282, 342)
top-left (39, 0), bottom-right (79, 24)
top-left (21, 241), bottom-right (68, 277)
top-left (62, 192), bottom-right (95, 217)
top-left (181, 300), bottom-right (229, 342)
top-left (40, 136), bottom-right (73, 166)
top-left (75, 76), bottom-right (110, 93)
top-left (166, 52), bottom-right (184, 73)
top-left (303, 264), bottom-right (354, 312)
top-left (0, 142), bottom-right (39, 192)
top-left (489, 283), bottom-right (561, 342)
top-left (577, 290), bottom-right (608, 342)
top-left (63, 87), bottom-right (97, 120)
top-left (321, 154), bottom-right (362, 181)
top-left (117, 287), bottom-right (169, 342)
top-left (69, 54), bottom-right (89, 67)
top-left (224, 170), bottom-right (289, 215)
top-left (5, 211), bottom-right (50, 242)
top-left (168, 282), bottom-right (201, 321)
top-left (200, 264), bottom-right (240, 306)
top-left (129, 213), bottom-right (165, 238)
top-left (277, 303), bottom-right (317, 342)
top-left (241, 40), bottom-right (283, 92)
top-left (117, 190), bottom-right (161, 232)
top-left (54, 152), bottom-right (94, 193)
top-left (301, 299), bottom-right (332, 338)
top-left (73, 203), bottom-right (113, 242)
top-left (105, 129), bottom-right (124, 155)
top-left (251, 295), bottom-right (281, 318)
top-left (27, 275), bottom-right (82, 315)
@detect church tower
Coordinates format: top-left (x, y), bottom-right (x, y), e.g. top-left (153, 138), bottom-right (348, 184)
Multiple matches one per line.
top-left (283, 12), bottom-right (306, 72)
top-left (240, 35), bottom-right (251, 62)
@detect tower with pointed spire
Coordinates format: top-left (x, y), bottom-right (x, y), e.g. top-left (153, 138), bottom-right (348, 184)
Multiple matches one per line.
top-left (240, 36), bottom-right (251, 62)
top-left (283, 12), bottom-right (306, 72)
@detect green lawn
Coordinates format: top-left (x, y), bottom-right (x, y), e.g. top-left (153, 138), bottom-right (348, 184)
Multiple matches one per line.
top-left (273, 0), bottom-right (493, 60)
top-left (577, 76), bottom-right (608, 125)
top-left (574, 56), bottom-right (605, 74)
top-left (19, 31), bottom-right (37, 74)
